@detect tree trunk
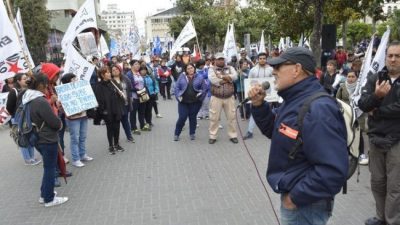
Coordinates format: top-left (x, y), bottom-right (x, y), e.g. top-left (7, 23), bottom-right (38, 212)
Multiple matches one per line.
top-left (342, 20), bottom-right (348, 49)
top-left (310, 0), bottom-right (324, 68)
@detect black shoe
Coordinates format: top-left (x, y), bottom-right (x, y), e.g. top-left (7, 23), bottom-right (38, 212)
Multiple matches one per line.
top-left (190, 134), bottom-right (195, 140)
top-left (57, 171), bottom-right (72, 177)
top-left (115, 144), bottom-right (125, 152)
top-left (127, 137), bottom-right (135, 143)
top-left (208, 139), bottom-right (216, 144)
top-left (365, 217), bottom-right (386, 225)
top-left (109, 146), bottom-right (116, 155)
top-left (230, 138), bottom-right (239, 144)
top-left (243, 132), bottom-right (253, 140)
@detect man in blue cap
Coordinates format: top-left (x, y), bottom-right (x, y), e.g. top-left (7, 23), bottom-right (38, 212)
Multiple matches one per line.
top-left (247, 47), bottom-right (348, 225)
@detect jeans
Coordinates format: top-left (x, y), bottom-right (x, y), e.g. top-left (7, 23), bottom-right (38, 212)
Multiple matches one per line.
top-left (36, 142), bottom-right (58, 203)
top-left (280, 197), bottom-right (333, 225)
top-left (175, 101), bottom-right (202, 136)
top-left (120, 105), bottom-right (133, 139)
top-left (130, 99), bottom-right (145, 130)
top-left (20, 146), bottom-right (35, 161)
top-left (66, 117), bottom-right (88, 162)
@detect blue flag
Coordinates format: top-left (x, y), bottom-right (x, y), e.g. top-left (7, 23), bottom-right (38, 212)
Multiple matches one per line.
top-left (110, 38), bottom-right (119, 57)
top-left (152, 36), bottom-right (162, 56)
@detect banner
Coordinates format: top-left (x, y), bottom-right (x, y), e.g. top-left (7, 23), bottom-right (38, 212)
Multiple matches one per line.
top-left (98, 34), bottom-right (109, 56)
top-left (63, 46), bottom-right (95, 81)
top-left (61, 0), bottom-right (97, 54)
top-left (0, 92), bottom-right (11, 125)
top-left (170, 18), bottom-right (197, 59)
top-left (14, 8), bottom-right (34, 68)
top-left (77, 32), bottom-right (98, 57)
top-left (152, 36), bottom-right (162, 56)
top-left (244, 77), bottom-right (280, 103)
top-left (223, 24), bottom-right (238, 62)
top-left (258, 30), bottom-right (265, 53)
top-left (0, 1), bottom-right (29, 81)
top-left (127, 26), bottom-right (140, 57)
top-left (55, 80), bottom-right (98, 116)
top-left (351, 28), bottom-right (390, 118)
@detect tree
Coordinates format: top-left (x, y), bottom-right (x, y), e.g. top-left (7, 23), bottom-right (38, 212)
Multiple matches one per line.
top-left (9, 0), bottom-right (50, 64)
top-left (346, 22), bottom-right (372, 46)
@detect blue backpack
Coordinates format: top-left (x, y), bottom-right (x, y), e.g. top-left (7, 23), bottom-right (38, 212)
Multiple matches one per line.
top-left (10, 101), bottom-right (43, 148)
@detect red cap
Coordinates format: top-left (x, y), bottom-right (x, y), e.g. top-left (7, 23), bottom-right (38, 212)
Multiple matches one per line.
top-left (41, 63), bottom-right (60, 81)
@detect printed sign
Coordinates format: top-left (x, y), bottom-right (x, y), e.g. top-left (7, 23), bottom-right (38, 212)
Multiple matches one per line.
top-left (55, 80), bottom-right (98, 116)
top-left (244, 77), bottom-right (281, 102)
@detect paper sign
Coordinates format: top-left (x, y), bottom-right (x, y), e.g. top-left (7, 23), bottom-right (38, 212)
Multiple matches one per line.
top-left (0, 92), bottom-right (11, 125)
top-left (244, 77), bottom-right (280, 102)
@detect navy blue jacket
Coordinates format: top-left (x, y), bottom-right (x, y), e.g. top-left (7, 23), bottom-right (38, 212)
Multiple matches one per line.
top-left (252, 76), bottom-right (348, 207)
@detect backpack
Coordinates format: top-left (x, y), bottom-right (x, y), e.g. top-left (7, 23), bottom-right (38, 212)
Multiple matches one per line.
top-left (289, 92), bottom-right (360, 193)
top-left (10, 101), bottom-right (44, 148)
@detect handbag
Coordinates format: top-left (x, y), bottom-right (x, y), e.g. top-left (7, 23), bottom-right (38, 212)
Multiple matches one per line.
top-left (137, 88), bottom-right (150, 103)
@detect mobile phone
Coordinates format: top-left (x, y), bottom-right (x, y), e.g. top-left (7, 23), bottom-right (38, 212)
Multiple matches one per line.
top-left (378, 69), bottom-right (388, 84)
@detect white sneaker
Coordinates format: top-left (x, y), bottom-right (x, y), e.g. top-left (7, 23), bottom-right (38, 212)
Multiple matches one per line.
top-left (72, 160), bottom-right (85, 168)
top-left (81, 155), bottom-right (93, 162)
top-left (156, 114), bottom-right (163, 118)
top-left (63, 156), bottom-right (69, 164)
top-left (219, 124), bottom-right (223, 129)
top-left (44, 196), bottom-right (68, 207)
top-left (359, 154), bottom-right (369, 165)
top-left (39, 191), bottom-right (57, 204)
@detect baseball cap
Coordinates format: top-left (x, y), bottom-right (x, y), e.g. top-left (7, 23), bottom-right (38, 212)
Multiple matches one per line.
top-left (267, 47), bottom-right (316, 73)
top-left (215, 52), bottom-right (225, 59)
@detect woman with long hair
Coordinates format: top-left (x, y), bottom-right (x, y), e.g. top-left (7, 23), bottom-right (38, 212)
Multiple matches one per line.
top-left (94, 66), bottom-right (126, 154)
top-left (126, 60), bottom-right (146, 133)
top-left (158, 58), bottom-right (172, 100)
top-left (6, 73), bottom-right (41, 165)
top-left (173, 63), bottom-right (207, 141)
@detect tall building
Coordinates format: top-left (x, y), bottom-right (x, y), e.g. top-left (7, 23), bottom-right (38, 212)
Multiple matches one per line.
top-left (100, 4), bottom-right (136, 37)
top-left (144, 7), bottom-right (179, 45)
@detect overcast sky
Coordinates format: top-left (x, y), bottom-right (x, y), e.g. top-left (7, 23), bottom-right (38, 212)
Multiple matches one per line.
top-left (100, 0), bottom-right (175, 35)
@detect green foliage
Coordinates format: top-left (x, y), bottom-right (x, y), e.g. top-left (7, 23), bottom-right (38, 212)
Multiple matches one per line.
top-left (387, 9), bottom-right (400, 39)
top-left (346, 22), bottom-right (372, 46)
top-left (11, 0), bottom-right (50, 64)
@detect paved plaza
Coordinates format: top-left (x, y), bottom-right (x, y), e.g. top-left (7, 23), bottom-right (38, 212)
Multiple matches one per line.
top-left (0, 99), bottom-right (375, 225)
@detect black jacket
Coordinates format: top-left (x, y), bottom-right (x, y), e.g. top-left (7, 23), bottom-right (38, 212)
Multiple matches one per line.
top-left (6, 88), bottom-right (19, 116)
top-left (94, 80), bottom-right (125, 121)
top-left (358, 68), bottom-right (400, 145)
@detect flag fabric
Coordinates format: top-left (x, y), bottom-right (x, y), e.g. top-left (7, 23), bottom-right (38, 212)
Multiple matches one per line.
top-left (223, 24), bottom-right (238, 62)
top-left (61, 0), bottom-right (97, 54)
top-left (127, 26), bottom-right (140, 57)
top-left (191, 44), bottom-right (201, 62)
top-left (152, 36), bottom-right (162, 56)
top-left (109, 38), bottom-right (119, 57)
top-left (63, 46), bottom-right (95, 81)
top-left (351, 28), bottom-right (390, 118)
top-left (77, 32), bottom-right (98, 57)
top-left (14, 8), bottom-right (34, 68)
top-left (98, 35), bottom-right (109, 56)
top-left (278, 37), bottom-right (285, 52)
top-left (0, 1), bottom-right (29, 81)
top-left (298, 33), bottom-right (304, 47)
top-left (170, 18), bottom-right (197, 59)
top-left (258, 30), bottom-right (265, 53)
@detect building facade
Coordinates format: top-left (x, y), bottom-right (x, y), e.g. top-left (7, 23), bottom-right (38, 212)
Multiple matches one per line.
top-left (144, 7), bottom-right (179, 45)
top-left (100, 4), bottom-right (136, 37)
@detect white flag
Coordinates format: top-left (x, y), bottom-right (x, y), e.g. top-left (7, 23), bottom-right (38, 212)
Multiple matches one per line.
top-left (63, 46), bottom-right (95, 81)
top-left (61, 0), bottom-right (97, 54)
top-left (298, 33), bottom-right (304, 47)
top-left (98, 35), bottom-right (109, 56)
top-left (223, 24), bottom-right (238, 62)
top-left (77, 32), bottom-right (98, 57)
top-left (127, 26), bottom-right (140, 56)
top-left (14, 9), bottom-right (34, 68)
top-left (0, 1), bottom-right (29, 81)
top-left (170, 18), bottom-right (197, 59)
top-left (351, 28), bottom-right (390, 118)
top-left (258, 30), bottom-right (265, 54)
top-left (278, 37), bottom-right (285, 52)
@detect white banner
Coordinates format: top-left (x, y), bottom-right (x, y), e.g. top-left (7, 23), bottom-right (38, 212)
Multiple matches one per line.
top-left (351, 28), bottom-right (390, 118)
top-left (258, 30), bottom-right (265, 53)
top-left (63, 46), bottom-right (95, 81)
top-left (170, 18), bottom-right (197, 59)
top-left (77, 32), bottom-right (98, 57)
top-left (55, 80), bottom-right (98, 116)
top-left (0, 1), bottom-right (29, 81)
top-left (14, 8), bottom-right (34, 68)
top-left (0, 92), bottom-right (11, 125)
top-left (223, 24), bottom-right (238, 62)
top-left (61, 0), bottom-right (97, 54)
top-left (127, 26), bottom-right (140, 57)
top-left (98, 34), bottom-right (109, 56)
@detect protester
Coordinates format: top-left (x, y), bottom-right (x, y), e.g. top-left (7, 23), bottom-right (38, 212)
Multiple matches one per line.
top-left (320, 59), bottom-right (338, 95)
top-left (126, 59), bottom-right (145, 134)
top-left (60, 73), bottom-right (93, 168)
top-left (111, 64), bottom-right (135, 143)
top-left (196, 59), bottom-right (211, 120)
top-left (358, 41), bottom-right (400, 225)
top-left (6, 73), bottom-right (41, 165)
top-left (335, 46), bottom-right (347, 69)
top-left (249, 47), bottom-right (348, 225)
top-left (158, 58), bottom-right (172, 101)
top-left (140, 65), bottom-right (156, 130)
top-left (2, 77), bottom-right (14, 93)
top-left (24, 72), bottom-right (68, 207)
top-left (94, 66), bottom-right (125, 155)
top-left (234, 60), bottom-right (250, 121)
top-left (173, 63), bottom-right (206, 141)
top-left (208, 52), bottom-right (238, 144)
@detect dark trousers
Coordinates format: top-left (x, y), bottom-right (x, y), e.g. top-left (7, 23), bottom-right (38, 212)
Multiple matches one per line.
top-left (160, 82), bottom-right (171, 99)
top-left (150, 94), bottom-right (159, 115)
top-left (58, 112), bottom-right (66, 153)
top-left (236, 91), bottom-right (250, 119)
top-left (36, 142), bottom-right (58, 203)
top-left (130, 99), bottom-right (145, 130)
top-left (174, 102), bottom-right (202, 136)
top-left (105, 117), bottom-right (121, 147)
top-left (120, 105), bottom-right (132, 139)
top-left (144, 99), bottom-right (153, 125)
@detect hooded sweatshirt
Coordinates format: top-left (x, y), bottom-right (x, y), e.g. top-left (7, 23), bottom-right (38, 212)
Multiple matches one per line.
top-left (41, 63), bottom-right (60, 115)
top-left (23, 89), bottom-right (62, 144)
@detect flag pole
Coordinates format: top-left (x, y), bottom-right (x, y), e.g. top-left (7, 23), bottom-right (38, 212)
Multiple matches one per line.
top-left (190, 16), bottom-right (202, 59)
top-left (5, 0), bottom-right (33, 74)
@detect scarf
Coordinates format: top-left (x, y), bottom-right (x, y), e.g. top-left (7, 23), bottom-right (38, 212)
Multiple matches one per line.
top-left (345, 81), bottom-right (357, 98)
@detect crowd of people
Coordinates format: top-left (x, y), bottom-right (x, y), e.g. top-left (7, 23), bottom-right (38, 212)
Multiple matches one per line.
top-left (2, 40), bottom-right (400, 225)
